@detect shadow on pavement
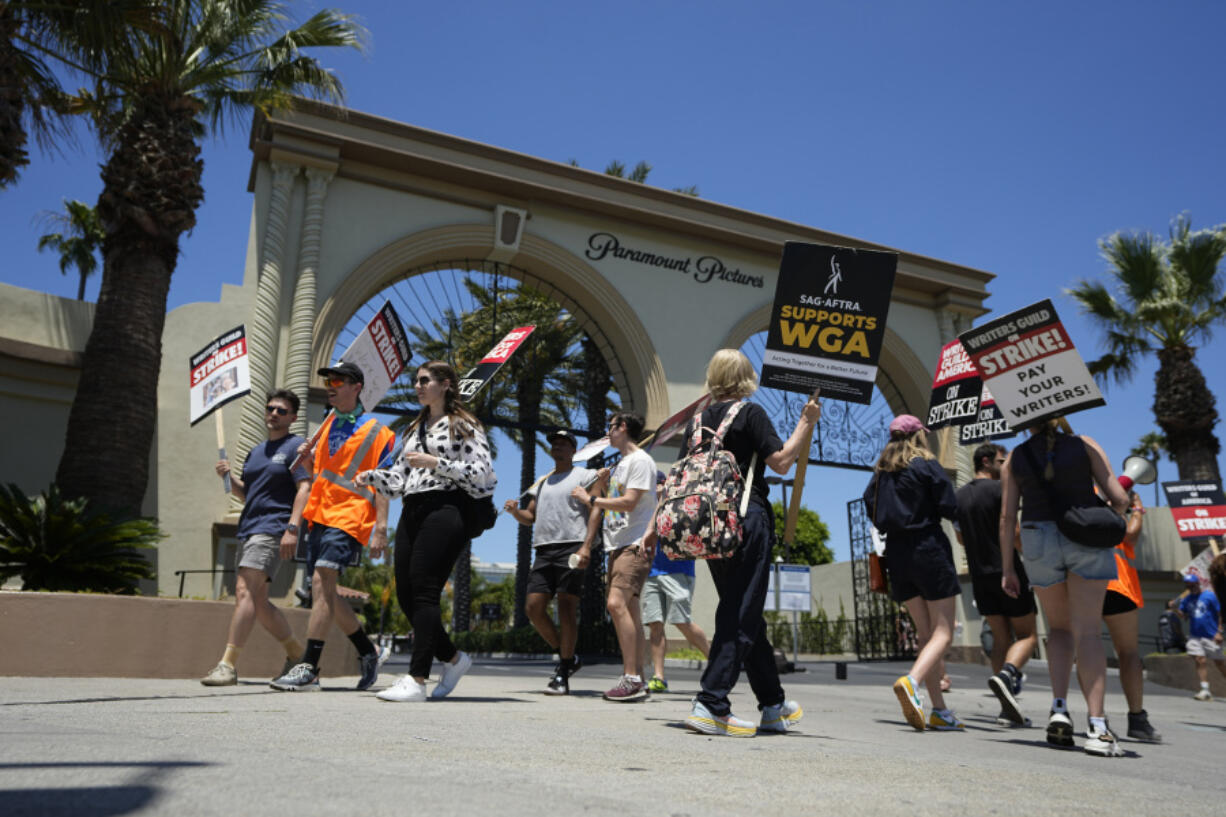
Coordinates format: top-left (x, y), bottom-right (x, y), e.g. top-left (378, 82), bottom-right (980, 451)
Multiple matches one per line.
top-left (0, 762), bottom-right (211, 817)
top-left (2, 691), bottom-right (275, 707)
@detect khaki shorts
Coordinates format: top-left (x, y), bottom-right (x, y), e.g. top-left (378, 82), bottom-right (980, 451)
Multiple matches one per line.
top-left (236, 533), bottom-right (281, 580)
top-left (641, 573), bottom-right (696, 625)
top-left (1186, 637), bottom-right (1224, 660)
top-left (607, 546), bottom-right (651, 598)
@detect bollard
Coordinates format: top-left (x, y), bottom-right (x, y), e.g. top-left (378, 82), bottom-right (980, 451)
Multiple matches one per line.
top-left (835, 661), bottom-right (847, 680)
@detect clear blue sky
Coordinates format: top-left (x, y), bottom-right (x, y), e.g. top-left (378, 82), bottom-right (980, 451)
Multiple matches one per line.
top-left (3, 1), bottom-right (1224, 564)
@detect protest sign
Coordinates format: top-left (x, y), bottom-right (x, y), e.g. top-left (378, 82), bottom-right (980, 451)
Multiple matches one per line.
top-left (189, 326), bottom-right (250, 425)
top-left (457, 326), bottom-right (536, 400)
top-left (957, 299), bottom-right (1104, 432)
top-left (1181, 548), bottom-right (1216, 592)
top-left (927, 339), bottom-right (981, 430)
top-left (958, 384), bottom-right (1013, 445)
top-left (1162, 479), bottom-right (1226, 540)
top-left (339, 302), bottom-right (411, 408)
top-left (761, 242), bottom-right (897, 404)
top-left (644, 393), bottom-right (713, 451)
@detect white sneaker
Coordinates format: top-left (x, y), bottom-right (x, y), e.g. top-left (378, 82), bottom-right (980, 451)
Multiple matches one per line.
top-left (376, 675), bottom-right (428, 702)
top-left (1194, 688), bottom-right (1213, 702)
top-left (430, 651), bottom-right (472, 699)
top-left (1084, 722), bottom-right (1124, 757)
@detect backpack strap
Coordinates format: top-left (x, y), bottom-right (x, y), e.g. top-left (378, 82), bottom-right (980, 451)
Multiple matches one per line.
top-left (711, 400), bottom-right (747, 451)
top-left (740, 452), bottom-right (757, 517)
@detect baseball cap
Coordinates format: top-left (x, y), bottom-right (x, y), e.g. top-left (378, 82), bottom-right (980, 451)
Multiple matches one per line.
top-left (546, 429), bottom-right (578, 447)
top-left (1181, 572), bottom-right (1200, 584)
top-left (889, 414), bottom-right (928, 435)
top-left (317, 361), bottom-right (364, 383)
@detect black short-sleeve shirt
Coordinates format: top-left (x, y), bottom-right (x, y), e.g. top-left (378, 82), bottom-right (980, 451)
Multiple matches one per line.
top-left (955, 478), bottom-right (1007, 576)
top-left (676, 400), bottom-right (783, 509)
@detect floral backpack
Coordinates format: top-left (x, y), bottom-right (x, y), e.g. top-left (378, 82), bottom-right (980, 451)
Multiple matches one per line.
top-left (655, 401), bottom-right (756, 560)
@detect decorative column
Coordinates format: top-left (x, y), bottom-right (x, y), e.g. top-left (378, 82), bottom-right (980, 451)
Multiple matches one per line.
top-left (285, 166), bottom-right (334, 437)
top-left (237, 161), bottom-right (299, 464)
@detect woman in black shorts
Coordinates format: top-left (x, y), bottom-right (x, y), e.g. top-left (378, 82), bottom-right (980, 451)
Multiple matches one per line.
top-left (864, 414), bottom-right (962, 732)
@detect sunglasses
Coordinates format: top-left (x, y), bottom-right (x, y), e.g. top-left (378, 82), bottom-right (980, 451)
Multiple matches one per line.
top-left (326, 376), bottom-right (353, 388)
top-left (415, 376), bottom-right (435, 386)
top-left (265, 405), bottom-right (289, 416)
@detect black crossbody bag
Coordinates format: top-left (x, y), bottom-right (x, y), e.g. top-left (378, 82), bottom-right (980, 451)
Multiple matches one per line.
top-left (1019, 440), bottom-right (1124, 549)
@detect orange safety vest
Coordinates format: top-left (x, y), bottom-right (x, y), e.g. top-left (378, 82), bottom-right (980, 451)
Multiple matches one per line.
top-left (303, 415), bottom-right (395, 543)
top-left (1107, 538), bottom-right (1144, 608)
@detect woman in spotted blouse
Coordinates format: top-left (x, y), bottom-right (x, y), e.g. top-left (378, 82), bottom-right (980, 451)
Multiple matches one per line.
top-left (357, 360), bottom-right (497, 702)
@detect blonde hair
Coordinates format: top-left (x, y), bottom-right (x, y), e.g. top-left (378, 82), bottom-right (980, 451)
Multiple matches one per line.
top-left (873, 430), bottom-right (935, 472)
top-left (705, 349), bottom-right (758, 400)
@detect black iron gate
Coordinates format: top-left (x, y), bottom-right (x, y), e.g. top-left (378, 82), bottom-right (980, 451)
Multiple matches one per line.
top-left (848, 497), bottom-right (916, 661)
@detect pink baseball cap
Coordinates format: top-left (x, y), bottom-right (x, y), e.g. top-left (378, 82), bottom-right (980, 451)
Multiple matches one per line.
top-left (889, 414), bottom-right (929, 434)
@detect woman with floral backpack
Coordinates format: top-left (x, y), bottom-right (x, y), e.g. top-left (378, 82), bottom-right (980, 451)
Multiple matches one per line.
top-left (646, 349), bottom-right (819, 736)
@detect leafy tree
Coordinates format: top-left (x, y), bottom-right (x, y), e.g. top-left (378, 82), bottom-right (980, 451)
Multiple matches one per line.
top-left (567, 156), bottom-right (698, 196)
top-left (0, 482), bottom-right (159, 593)
top-left (37, 198), bottom-right (104, 300)
top-left (771, 501), bottom-right (833, 565)
top-left (1067, 215), bottom-right (1226, 481)
top-left (37, 1), bottom-right (365, 517)
top-left (0, 1), bottom-right (148, 186)
top-left (1130, 431), bottom-right (1168, 462)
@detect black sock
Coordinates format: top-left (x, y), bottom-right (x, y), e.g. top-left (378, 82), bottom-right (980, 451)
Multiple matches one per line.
top-left (347, 628), bottom-right (376, 657)
top-left (303, 639), bottom-right (325, 671)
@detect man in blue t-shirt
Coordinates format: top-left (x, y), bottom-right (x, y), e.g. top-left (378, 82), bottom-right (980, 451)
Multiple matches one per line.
top-left (1177, 572), bottom-right (1225, 701)
top-left (641, 472), bottom-right (709, 693)
top-left (201, 389), bottom-right (311, 686)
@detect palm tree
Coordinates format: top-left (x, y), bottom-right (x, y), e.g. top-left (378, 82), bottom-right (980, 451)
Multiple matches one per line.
top-left (39, 1), bottom-right (365, 516)
top-left (0, 1), bottom-right (150, 187)
top-left (37, 199), bottom-right (104, 300)
top-left (1067, 215), bottom-right (1226, 481)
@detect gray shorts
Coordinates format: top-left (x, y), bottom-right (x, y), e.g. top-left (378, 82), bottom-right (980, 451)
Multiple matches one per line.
top-left (236, 533), bottom-right (281, 580)
top-left (1186, 637), bottom-right (1224, 660)
top-left (1019, 520), bottom-right (1117, 588)
top-left (641, 573), bottom-right (695, 625)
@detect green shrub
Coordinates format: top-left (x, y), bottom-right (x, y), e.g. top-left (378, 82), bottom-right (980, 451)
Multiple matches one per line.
top-left (454, 625), bottom-right (552, 654)
top-left (0, 483), bottom-right (159, 594)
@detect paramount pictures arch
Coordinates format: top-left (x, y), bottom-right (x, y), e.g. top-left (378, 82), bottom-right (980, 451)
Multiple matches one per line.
top-left (150, 100), bottom-right (991, 614)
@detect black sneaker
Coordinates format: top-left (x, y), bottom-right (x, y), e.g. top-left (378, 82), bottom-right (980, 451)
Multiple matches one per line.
top-left (566, 655), bottom-right (582, 677)
top-left (544, 669), bottom-right (569, 696)
top-left (988, 671), bottom-right (1026, 725)
top-left (1126, 710), bottom-right (1161, 743)
top-left (1046, 710), bottom-right (1075, 748)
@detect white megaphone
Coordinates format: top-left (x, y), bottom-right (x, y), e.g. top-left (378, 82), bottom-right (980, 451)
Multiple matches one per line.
top-left (1117, 455), bottom-right (1157, 492)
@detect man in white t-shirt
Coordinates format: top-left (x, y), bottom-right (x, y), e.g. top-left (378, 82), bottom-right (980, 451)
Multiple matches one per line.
top-left (572, 411), bottom-right (656, 703)
top-left (505, 430), bottom-right (606, 695)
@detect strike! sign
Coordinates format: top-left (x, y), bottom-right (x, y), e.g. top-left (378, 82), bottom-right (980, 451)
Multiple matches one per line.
top-left (339, 302), bottom-right (411, 408)
top-left (957, 299), bottom-right (1104, 432)
top-left (189, 325), bottom-right (250, 425)
top-left (457, 326), bottom-right (536, 400)
top-left (761, 242), bottom-right (897, 404)
top-left (1162, 479), bottom-right (1226, 540)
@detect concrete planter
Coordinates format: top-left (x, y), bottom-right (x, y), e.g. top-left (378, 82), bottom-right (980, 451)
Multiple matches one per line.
top-left (1144, 652), bottom-right (1226, 696)
top-left (0, 591), bottom-right (359, 679)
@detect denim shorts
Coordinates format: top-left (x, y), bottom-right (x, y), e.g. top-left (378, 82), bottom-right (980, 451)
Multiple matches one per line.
top-left (305, 523), bottom-right (361, 576)
top-left (641, 572), bottom-right (696, 625)
top-left (1019, 520), bottom-right (1118, 588)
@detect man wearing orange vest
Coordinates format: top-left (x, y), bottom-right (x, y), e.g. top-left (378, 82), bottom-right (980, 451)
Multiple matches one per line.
top-left (1103, 490), bottom-right (1161, 741)
top-left (271, 361), bottom-right (395, 692)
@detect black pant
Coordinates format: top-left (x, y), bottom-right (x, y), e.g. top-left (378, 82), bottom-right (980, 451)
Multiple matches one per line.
top-left (396, 491), bottom-right (469, 679)
top-left (697, 502), bottom-right (784, 716)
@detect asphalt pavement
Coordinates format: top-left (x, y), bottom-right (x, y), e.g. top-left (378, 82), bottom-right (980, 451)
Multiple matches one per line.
top-left (2, 655), bottom-right (1224, 816)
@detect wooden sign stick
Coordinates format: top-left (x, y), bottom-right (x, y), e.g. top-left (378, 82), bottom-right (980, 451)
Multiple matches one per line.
top-left (215, 410), bottom-right (231, 495)
top-left (783, 423), bottom-right (816, 550)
